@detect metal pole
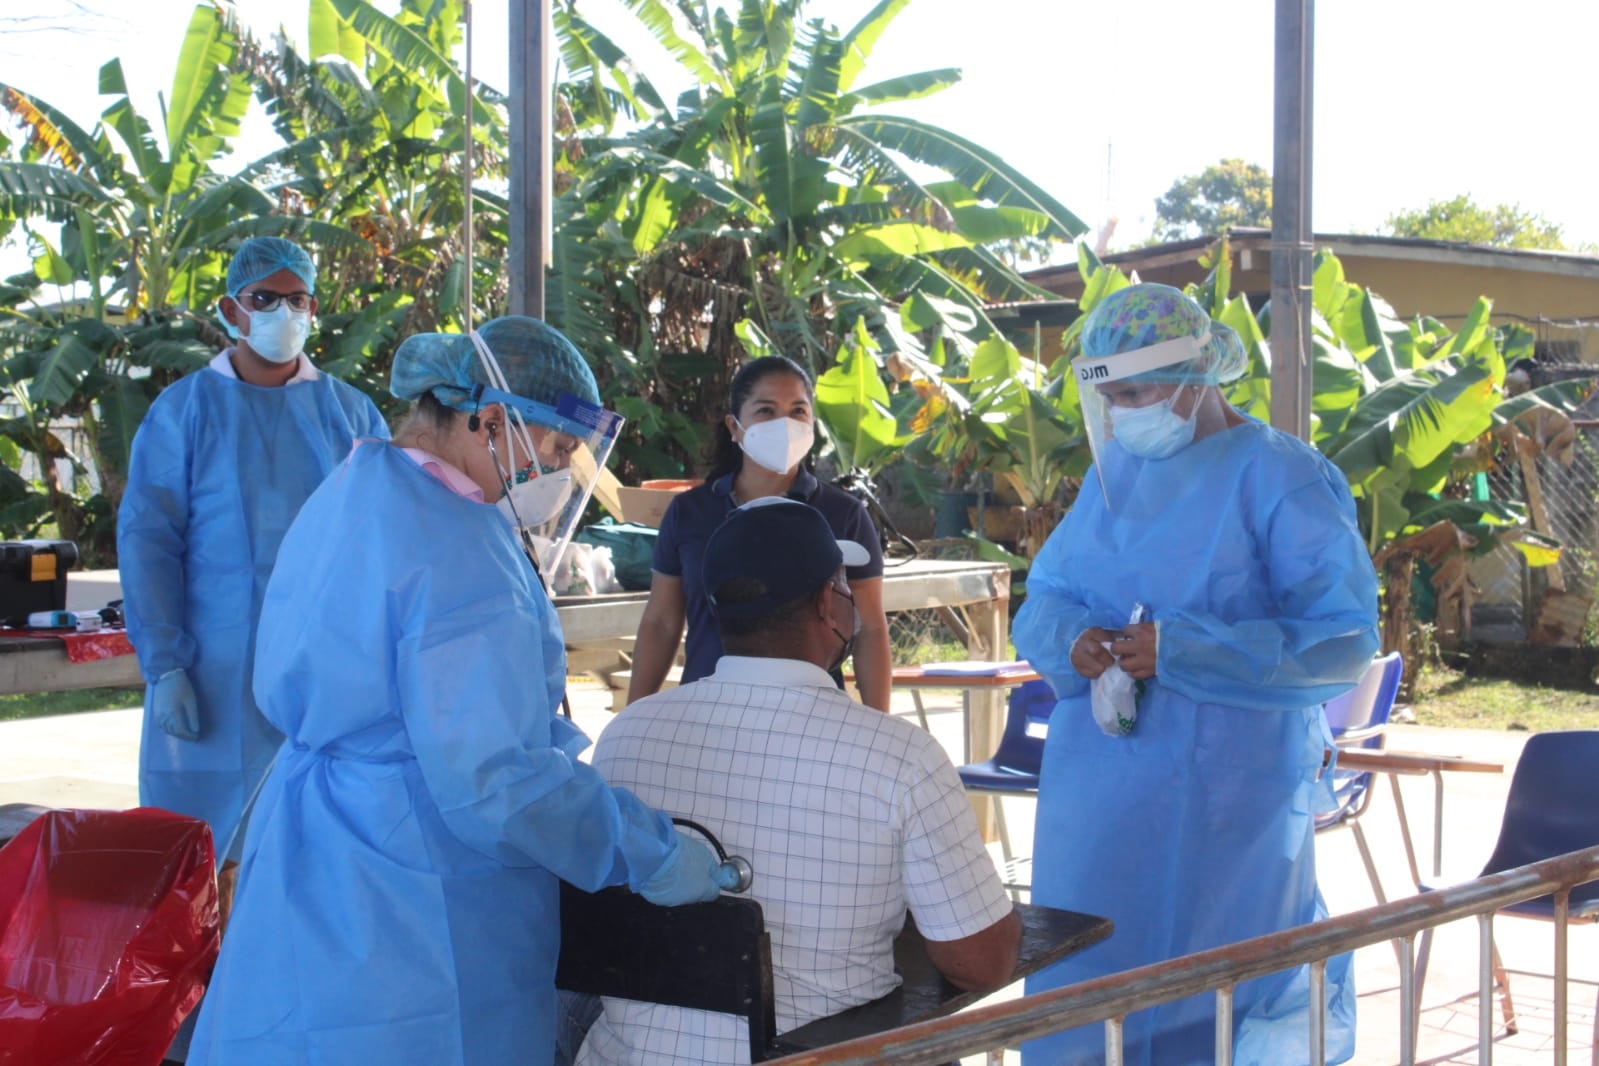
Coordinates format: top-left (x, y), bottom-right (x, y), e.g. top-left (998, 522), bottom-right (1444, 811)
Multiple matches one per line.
top-left (1270, 0), bottom-right (1314, 440)
top-left (508, 0), bottom-right (550, 318)
top-left (462, 0), bottom-right (474, 326)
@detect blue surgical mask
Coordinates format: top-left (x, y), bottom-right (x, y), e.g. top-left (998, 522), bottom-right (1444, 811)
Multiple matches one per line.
top-left (1110, 390), bottom-right (1197, 459)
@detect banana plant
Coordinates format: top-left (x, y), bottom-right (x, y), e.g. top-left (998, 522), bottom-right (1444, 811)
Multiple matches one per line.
top-left (547, 0), bottom-right (1087, 479)
top-left (0, 6), bottom-right (302, 315)
top-left (243, 0), bottom-right (507, 344)
top-left (0, 3), bottom-right (376, 556)
top-left (1308, 252), bottom-right (1511, 553)
top-left (0, 6), bottom-right (255, 554)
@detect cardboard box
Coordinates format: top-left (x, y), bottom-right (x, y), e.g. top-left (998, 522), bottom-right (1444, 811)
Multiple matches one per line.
top-left (615, 480), bottom-right (697, 528)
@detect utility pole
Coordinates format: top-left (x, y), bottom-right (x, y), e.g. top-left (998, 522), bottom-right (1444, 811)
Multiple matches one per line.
top-left (1270, 0), bottom-right (1314, 440)
top-left (508, 0), bottom-right (551, 319)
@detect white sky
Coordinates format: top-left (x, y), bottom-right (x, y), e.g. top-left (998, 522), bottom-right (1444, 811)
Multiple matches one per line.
top-left (4, 0), bottom-right (1599, 261)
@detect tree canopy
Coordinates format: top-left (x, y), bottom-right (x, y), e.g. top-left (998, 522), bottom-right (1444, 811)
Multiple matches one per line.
top-left (1383, 194), bottom-right (1566, 250)
top-left (0, 0), bottom-right (1091, 559)
top-left (1151, 158), bottom-right (1271, 242)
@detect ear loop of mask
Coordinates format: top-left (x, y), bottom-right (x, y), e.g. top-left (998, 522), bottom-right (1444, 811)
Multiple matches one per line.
top-left (469, 335), bottom-right (548, 583)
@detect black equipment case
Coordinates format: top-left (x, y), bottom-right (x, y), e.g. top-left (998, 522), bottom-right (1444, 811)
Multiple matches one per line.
top-left (0, 540), bottom-right (78, 626)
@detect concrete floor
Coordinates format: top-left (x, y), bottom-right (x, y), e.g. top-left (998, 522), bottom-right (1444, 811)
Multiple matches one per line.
top-left (1, 683), bottom-right (1592, 1065)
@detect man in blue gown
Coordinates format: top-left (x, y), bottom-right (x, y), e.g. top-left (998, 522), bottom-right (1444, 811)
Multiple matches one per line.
top-left (119, 236), bottom-right (389, 856)
top-left (1014, 283), bottom-right (1380, 1065)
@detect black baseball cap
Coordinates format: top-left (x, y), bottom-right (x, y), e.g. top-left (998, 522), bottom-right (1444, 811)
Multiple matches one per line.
top-left (703, 498), bottom-right (869, 621)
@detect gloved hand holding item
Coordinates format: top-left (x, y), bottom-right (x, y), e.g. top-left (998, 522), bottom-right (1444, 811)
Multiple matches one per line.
top-left (1089, 603), bottom-right (1149, 737)
top-left (638, 831), bottom-right (737, 906)
top-left (151, 668), bottom-right (201, 741)
top-left (1090, 651), bottom-right (1138, 736)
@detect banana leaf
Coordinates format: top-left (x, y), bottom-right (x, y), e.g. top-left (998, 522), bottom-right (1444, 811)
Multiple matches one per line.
top-left (26, 331), bottom-right (101, 408)
top-left (92, 374), bottom-right (155, 478)
top-left (814, 328), bottom-right (912, 473)
top-left (838, 115), bottom-right (1087, 240)
top-left (0, 163), bottom-right (105, 222)
top-left (837, 0), bottom-right (915, 92)
top-left (1324, 358), bottom-right (1498, 482)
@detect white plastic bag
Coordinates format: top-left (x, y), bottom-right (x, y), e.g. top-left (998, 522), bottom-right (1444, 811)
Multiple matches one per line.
top-left (588, 545), bottom-right (623, 594)
top-left (551, 541), bottom-right (597, 595)
top-left (1089, 601), bottom-right (1148, 737)
top-left (1091, 647), bottom-right (1138, 737)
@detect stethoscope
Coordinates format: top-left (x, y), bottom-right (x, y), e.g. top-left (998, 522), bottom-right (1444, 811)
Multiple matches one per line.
top-left (672, 817), bottom-right (755, 894)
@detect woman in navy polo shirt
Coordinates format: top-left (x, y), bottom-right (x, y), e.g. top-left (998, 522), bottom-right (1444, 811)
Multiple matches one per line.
top-left (626, 356), bottom-right (891, 709)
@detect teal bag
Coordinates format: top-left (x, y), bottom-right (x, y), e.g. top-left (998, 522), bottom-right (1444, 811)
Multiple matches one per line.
top-left (575, 520), bottom-right (659, 591)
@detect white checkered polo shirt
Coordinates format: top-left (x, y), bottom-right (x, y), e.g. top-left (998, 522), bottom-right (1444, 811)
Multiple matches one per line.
top-left (575, 655), bottom-right (1014, 1066)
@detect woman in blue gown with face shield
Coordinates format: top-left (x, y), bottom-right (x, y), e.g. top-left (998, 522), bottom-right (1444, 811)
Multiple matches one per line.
top-left (1013, 284), bottom-right (1380, 1065)
top-left (187, 316), bottom-right (735, 1066)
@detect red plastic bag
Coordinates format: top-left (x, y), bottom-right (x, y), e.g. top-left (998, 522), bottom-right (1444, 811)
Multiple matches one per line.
top-left (0, 808), bottom-right (219, 1065)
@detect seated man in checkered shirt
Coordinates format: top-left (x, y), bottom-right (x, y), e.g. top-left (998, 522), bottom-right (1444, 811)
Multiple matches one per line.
top-left (574, 497), bottom-right (1021, 1066)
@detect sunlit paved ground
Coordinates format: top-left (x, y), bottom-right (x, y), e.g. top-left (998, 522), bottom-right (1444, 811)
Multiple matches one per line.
top-left (2, 686), bottom-right (1591, 1065)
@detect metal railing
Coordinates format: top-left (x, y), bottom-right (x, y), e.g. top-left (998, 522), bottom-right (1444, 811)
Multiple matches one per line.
top-left (764, 845), bottom-right (1599, 1066)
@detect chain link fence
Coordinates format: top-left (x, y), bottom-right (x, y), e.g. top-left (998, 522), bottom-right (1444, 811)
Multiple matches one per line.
top-left (887, 608), bottom-right (958, 661)
top-left (0, 405), bottom-right (102, 514)
top-left (1469, 348), bottom-right (1599, 645)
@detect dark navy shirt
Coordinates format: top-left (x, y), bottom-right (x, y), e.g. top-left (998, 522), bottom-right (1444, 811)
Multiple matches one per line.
top-left (652, 466), bottom-right (885, 683)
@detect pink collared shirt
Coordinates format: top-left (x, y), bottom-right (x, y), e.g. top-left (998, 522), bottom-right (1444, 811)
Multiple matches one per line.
top-left (398, 447), bottom-right (485, 502)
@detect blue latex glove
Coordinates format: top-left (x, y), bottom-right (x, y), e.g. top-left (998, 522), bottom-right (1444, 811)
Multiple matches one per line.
top-left (151, 669), bottom-right (201, 741)
top-left (638, 832), bottom-right (740, 906)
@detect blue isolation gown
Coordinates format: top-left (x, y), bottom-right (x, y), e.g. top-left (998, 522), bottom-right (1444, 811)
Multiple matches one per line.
top-left (1013, 418), bottom-right (1379, 1066)
top-left (119, 364), bottom-right (388, 847)
top-left (186, 442), bottom-right (685, 1066)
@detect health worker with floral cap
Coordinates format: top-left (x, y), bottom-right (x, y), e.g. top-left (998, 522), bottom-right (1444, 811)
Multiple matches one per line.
top-left (187, 315), bottom-right (736, 1066)
top-left (627, 355), bottom-right (891, 710)
top-left (1012, 283), bottom-right (1379, 1065)
top-left (119, 235), bottom-right (388, 867)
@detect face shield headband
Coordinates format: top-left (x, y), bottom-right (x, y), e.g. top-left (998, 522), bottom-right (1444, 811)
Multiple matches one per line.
top-left (465, 331), bottom-right (624, 587)
top-left (1071, 331), bottom-right (1212, 390)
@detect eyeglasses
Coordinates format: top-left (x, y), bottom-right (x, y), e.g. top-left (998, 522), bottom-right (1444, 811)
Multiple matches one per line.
top-left (240, 289), bottom-right (314, 313)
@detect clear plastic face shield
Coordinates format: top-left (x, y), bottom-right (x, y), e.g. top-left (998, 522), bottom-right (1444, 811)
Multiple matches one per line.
top-left (466, 332), bottom-right (623, 587)
top-left (1073, 332), bottom-right (1209, 510)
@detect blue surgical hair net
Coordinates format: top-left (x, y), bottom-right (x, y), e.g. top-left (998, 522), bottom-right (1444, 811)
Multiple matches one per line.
top-left (1081, 283), bottom-right (1249, 385)
top-left (389, 315), bottom-right (601, 412)
top-left (227, 237), bottom-right (317, 296)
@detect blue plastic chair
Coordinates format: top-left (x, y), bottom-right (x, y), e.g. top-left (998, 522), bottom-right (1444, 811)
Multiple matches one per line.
top-left (1314, 652), bottom-right (1404, 911)
top-left (1322, 650), bottom-right (1405, 746)
top-left (1413, 730), bottom-right (1599, 1053)
top-left (957, 678), bottom-right (1054, 895)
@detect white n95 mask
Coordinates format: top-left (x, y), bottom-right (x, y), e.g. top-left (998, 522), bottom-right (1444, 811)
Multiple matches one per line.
top-left (498, 469), bottom-right (574, 529)
top-left (737, 417), bottom-right (814, 474)
top-left (241, 304), bottom-right (313, 364)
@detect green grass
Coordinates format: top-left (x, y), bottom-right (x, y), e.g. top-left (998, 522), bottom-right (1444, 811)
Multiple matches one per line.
top-left (889, 629), bottom-right (1599, 735)
top-left (1406, 664), bottom-right (1599, 733)
top-left (892, 633), bottom-right (1019, 666)
top-left (0, 687), bottom-right (144, 722)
